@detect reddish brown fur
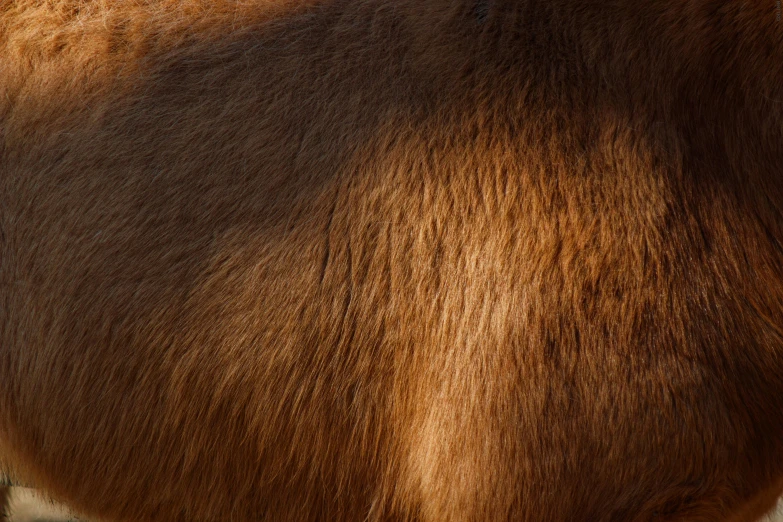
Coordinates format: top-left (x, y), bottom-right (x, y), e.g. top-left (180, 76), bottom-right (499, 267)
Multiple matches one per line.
top-left (1, 1), bottom-right (782, 521)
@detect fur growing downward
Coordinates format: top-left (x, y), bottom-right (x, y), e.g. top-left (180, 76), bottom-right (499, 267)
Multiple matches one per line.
top-left (1, 0), bottom-right (782, 520)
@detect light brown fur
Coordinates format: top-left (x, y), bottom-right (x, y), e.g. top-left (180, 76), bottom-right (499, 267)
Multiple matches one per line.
top-left (1, 1), bottom-right (782, 521)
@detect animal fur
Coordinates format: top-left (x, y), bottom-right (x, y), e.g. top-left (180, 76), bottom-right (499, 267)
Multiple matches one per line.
top-left (0, 486), bottom-right (7, 521)
top-left (1, 0), bottom-right (782, 520)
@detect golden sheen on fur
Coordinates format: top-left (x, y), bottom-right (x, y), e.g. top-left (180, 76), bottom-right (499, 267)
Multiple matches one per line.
top-left (1, 1), bottom-right (782, 520)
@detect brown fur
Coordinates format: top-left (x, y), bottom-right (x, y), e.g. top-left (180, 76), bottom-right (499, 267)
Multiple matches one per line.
top-left (1, 0), bottom-right (782, 521)
top-left (0, 486), bottom-right (8, 521)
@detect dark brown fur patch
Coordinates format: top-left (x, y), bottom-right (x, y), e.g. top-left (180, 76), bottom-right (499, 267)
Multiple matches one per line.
top-left (0, 485), bottom-right (9, 521)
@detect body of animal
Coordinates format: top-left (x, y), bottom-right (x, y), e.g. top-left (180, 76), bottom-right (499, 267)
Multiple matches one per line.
top-left (1, 0), bottom-right (782, 521)
top-left (0, 485), bottom-right (8, 520)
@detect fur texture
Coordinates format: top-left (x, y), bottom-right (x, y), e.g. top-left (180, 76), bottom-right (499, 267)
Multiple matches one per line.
top-left (1, 0), bottom-right (782, 521)
top-left (0, 485), bottom-right (8, 521)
